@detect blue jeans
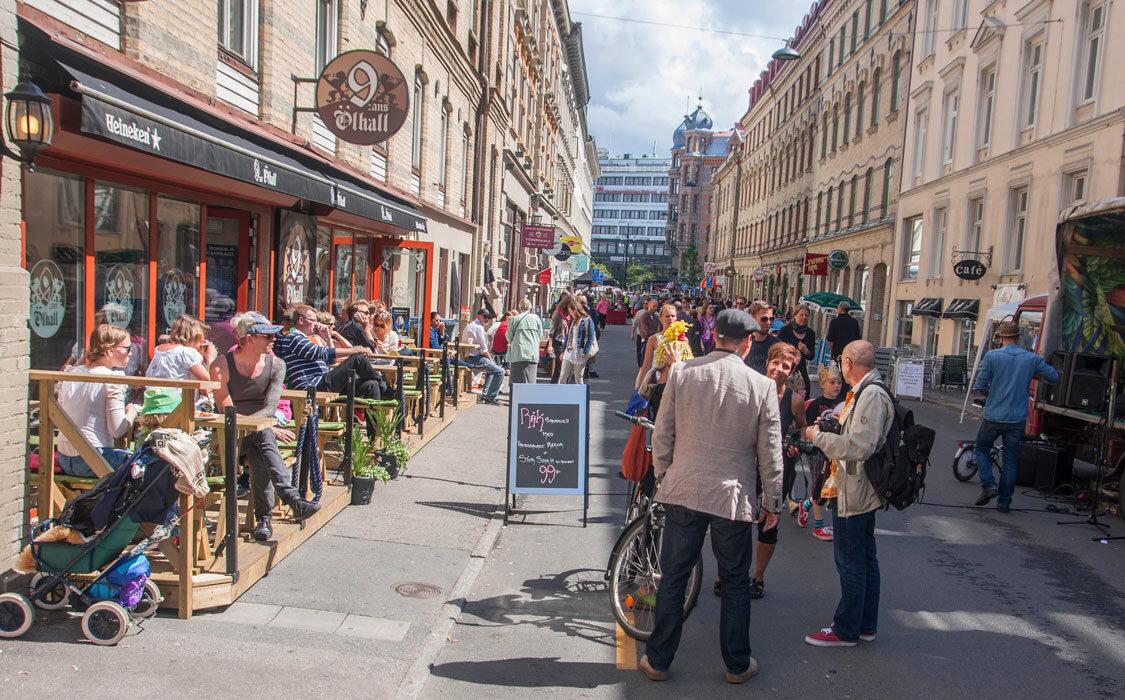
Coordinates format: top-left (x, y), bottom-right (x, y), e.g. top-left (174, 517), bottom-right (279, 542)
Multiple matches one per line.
top-left (975, 419), bottom-right (1024, 506)
top-left (58, 447), bottom-right (131, 478)
top-left (463, 355), bottom-right (504, 400)
top-left (646, 504), bottom-right (754, 674)
top-left (831, 508), bottom-right (879, 642)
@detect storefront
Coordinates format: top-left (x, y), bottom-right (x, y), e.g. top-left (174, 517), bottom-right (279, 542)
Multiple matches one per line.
top-left (21, 20), bottom-right (432, 367)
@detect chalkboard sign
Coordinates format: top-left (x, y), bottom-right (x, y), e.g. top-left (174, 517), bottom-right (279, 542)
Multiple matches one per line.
top-left (506, 383), bottom-right (590, 525)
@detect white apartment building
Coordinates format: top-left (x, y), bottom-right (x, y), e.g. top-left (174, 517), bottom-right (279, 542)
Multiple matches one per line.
top-left (591, 152), bottom-right (673, 284)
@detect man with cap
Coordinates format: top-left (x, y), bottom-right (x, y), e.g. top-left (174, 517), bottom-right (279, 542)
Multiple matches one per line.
top-left (460, 308), bottom-right (505, 404)
top-left (971, 321), bottom-right (1059, 511)
top-left (640, 308), bottom-right (783, 685)
top-left (210, 312), bottom-right (320, 542)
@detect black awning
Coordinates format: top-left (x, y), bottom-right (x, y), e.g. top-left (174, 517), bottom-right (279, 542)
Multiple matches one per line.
top-left (330, 177), bottom-right (427, 234)
top-left (910, 297), bottom-right (943, 317)
top-left (944, 298), bottom-right (980, 320)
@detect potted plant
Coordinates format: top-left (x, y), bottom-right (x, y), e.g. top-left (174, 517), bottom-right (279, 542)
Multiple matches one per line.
top-left (369, 408), bottom-right (412, 479)
top-left (350, 426), bottom-right (390, 505)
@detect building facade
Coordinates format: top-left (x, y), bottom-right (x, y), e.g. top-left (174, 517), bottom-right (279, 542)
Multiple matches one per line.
top-left (668, 102), bottom-right (732, 282)
top-left (5, 0), bottom-right (593, 570)
top-left (591, 151), bottom-right (672, 285)
top-left (890, 0), bottom-right (1125, 355)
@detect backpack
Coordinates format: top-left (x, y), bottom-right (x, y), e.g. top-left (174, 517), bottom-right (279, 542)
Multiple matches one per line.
top-left (851, 381), bottom-right (935, 511)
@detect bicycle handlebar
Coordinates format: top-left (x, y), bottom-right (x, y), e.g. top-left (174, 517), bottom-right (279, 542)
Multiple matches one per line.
top-left (614, 410), bottom-right (655, 430)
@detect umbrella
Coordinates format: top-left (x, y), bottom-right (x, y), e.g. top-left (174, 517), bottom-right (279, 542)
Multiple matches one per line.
top-left (800, 291), bottom-right (862, 312)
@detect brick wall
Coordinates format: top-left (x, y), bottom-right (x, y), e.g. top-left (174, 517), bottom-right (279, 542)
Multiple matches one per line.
top-left (0, 0), bottom-right (30, 570)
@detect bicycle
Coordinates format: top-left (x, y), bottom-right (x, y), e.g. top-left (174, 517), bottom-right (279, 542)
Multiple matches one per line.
top-left (607, 411), bottom-right (702, 642)
top-left (952, 440), bottom-right (1000, 482)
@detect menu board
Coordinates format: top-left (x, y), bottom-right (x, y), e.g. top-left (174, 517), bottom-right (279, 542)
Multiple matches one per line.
top-left (894, 358), bottom-right (926, 400)
top-left (506, 383), bottom-right (589, 524)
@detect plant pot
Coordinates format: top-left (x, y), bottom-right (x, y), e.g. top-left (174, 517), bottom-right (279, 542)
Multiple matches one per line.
top-left (351, 475), bottom-right (375, 505)
top-left (376, 450), bottom-right (400, 480)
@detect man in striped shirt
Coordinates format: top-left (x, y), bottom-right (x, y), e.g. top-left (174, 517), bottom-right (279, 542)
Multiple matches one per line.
top-left (275, 305), bottom-right (386, 399)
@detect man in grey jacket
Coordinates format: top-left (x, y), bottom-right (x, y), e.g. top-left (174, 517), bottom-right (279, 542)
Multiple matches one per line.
top-left (802, 340), bottom-right (891, 647)
top-left (640, 309), bottom-right (783, 685)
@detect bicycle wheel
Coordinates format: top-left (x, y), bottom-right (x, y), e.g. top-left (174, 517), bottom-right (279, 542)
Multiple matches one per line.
top-left (609, 515), bottom-right (702, 641)
top-left (952, 446), bottom-right (978, 482)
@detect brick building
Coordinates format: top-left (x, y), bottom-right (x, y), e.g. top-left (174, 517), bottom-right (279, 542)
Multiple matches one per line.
top-left (3, 0), bottom-right (593, 571)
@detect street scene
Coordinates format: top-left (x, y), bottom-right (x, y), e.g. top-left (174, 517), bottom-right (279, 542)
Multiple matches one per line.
top-left (1, 0), bottom-right (1125, 698)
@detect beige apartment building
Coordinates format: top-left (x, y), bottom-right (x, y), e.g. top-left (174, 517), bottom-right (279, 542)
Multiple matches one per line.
top-left (3, 0), bottom-right (593, 571)
top-left (891, 0), bottom-right (1125, 355)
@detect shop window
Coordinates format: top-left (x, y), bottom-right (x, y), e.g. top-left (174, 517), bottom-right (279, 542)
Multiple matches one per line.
top-left (155, 197), bottom-right (201, 334)
top-left (276, 211), bottom-right (316, 315)
top-left (896, 300), bottom-right (914, 348)
top-left (206, 215), bottom-right (244, 324)
top-left (381, 247), bottom-right (427, 320)
top-left (354, 241), bottom-right (370, 299)
top-left (93, 183), bottom-right (149, 354)
top-left (334, 233), bottom-right (354, 303)
top-left (26, 171), bottom-right (85, 371)
top-left (314, 226), bottom-right (331, 311)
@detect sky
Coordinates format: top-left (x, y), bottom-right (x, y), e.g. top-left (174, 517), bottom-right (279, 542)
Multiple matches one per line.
top-left (572, 0), bottom-right (811, 157)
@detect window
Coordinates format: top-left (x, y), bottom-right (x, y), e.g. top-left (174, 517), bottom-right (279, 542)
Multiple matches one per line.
top-left (923, 317), bottom-right (941, 355)
top-left (856, 82), bottom-right (866, 136)
top-left (218, 0), bottom-right (258, 67)
top-left (815, 192), bottom-right (823, 233)
top-left (928, 207), bottom-right (946, 277)
top-left (410, 78), bottom-right (423, 169)
top-left (1079, 3), bottom-right (1106, 102)
top-left (314, 0), bottom-right (337, 72)
top-left (940, 89), bottom-right (959, 164)
top-left (836, 185), bottom-right (845, 226)
top-left (921, 0), bottom-right (938, 58)
top-left (851, 12), bottom-right (859, 52)
top-left (882, 158), bottom-right (893, 215)
top-left (832, 107), bottom-right (839, 152)
top-left (896, 300), bottom-right (915, 348)
top-left (880, 0), bottom-right (888, 24)
top-left (912, 108), bottom-right (928, 180)
top-left (1066, 170), bottom-right (1088, 204)
top-left (863, 167), bottom-right (873, 222)
top-left (821, 113), bottom-right (829, 158)
top-left (843, 94), bottom-right (852, 142)
top-left (828, 38), bottom-right (836, 74)
top-left (1021, 39), bottom-right (1044, 128)
top-left (1008, 186), bottom-right (1029, 271)
top-left (839, 26), bottom-right (847, 65)
top-left (437, 107), bottom-right (449, 190)
top-left (156, 197), bottom-right (201, 331)
top-left (864, 0), bottom-right (872, 38)
top-left (461, 130), bottom-right (470, 204)
top-left (848, 175), bottom-right (857, 226)
top-left (825, 186), bottom-right (833, 232)
top-left (901, 216), bottom-right (922, 280)
top-left (976, 67), bottom-right (996, 148)
top-left (890, 51), bottom-right (902, 111)
top-left (953, 0), bottom-right (968, 29)
top-left (966, 197), bottom-right (984, 251)
top-left (871, 69), bottom-right (881, 126)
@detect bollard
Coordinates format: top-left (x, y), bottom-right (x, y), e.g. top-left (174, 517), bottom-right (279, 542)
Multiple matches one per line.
top-left (395, 357), bottom-right (405, 439)
top-left (223, 406), bottom-right (238, 579)
top-left (439, 341), bottom-right (448, 420)
top-left (416, 358), bottom-right (427, 438)
top-left (343, 370), bottom-right (355, 486)
top-left (453, 338), bottom-right (462, 404)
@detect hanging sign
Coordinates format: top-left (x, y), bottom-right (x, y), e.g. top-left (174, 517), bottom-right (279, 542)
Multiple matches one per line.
top-left (827, 249), bottom-right (850, 270)
top-left (506, 383), bottom-right (590, 526)
top-left (803, 253), bottom-right (828, 276)
top-left (316, 50), bottom-right (410, 145)
top-left (753, 267), bottom-right (766, 282)
top-left (953, 259), bottom-right (987, 280)
top-left (522, 224), bottom-right (556, 249)
top-left (538, 268), bottom-right (552, 285)
top-left (703, 262), bottom-right (716, 275)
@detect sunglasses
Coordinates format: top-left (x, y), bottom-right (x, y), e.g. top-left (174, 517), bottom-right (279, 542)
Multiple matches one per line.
top-left (252, 333), bottom-right (275, 340)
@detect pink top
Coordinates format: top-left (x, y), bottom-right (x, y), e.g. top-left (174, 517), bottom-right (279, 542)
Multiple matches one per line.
top-left (597, 299), bottom-right (609, 315)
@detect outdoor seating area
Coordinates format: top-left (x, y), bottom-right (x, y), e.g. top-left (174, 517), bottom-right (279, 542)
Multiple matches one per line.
top-left (23, 345), bottom-right (485, 620)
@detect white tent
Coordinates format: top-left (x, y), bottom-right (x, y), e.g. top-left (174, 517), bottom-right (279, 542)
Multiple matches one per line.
top-left (958, 301), bottom-right (1024, 423)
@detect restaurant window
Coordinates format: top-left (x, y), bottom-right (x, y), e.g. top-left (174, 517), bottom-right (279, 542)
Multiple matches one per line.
top-left (922, 317), bottom-right (940, 356)
top-left (381, 247), bottom-right (428, 321)
top-left (895, 300), bottom-right (914, 348)
top-left (155, 197), bottom-right (200, 333)
top-left (26, 171), bottom-right (85, 371)
top-left (206, 214), bottom-right (243, 323)
top-left (94, 183), bottom-right (149, 349)
top-left (354, 240), bottom-right (370, 299)
top-left (954, 320), bottom-right (976, 357)
top-left (314, 226), bottom-right (331, 311)
top-left (901, 215), bottom-right (922, 280)
top-left (333, 231), bottom-right (354, 303)
top-left (217, 0), bottom-right (258, 68)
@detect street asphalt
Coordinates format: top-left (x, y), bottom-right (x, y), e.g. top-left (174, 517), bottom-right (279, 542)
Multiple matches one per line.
top-left (2, 324), bottom-right (1123, 698)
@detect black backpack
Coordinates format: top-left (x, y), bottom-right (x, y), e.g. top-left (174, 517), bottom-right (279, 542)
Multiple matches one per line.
top-left (851, 382), bottom-right (936, 511)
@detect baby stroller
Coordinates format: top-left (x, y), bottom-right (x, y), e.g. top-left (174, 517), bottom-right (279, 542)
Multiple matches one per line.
top-left (0, 438), bottom-right (202, 645)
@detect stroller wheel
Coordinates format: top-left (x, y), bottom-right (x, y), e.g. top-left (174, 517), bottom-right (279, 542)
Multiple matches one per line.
top-left (0, 592), bottom-right (34, 638)
top-left (132, 580), bottom-right (163, 619)
top-left (29, 573), bottom-right (70, 611)
top-left (81, 601), bottom-right (129, 646)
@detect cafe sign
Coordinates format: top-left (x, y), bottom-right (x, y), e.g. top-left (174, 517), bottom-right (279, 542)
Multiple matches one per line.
top-left (953, 258), bottom-right (988, 280)
top-left (803, 253), bottom-right (828, 276)
top-left (316, 50), bottom-right (409, 146)
top-left (522, 224), bottom-right (556, 249)
top-left (827, 249), bottom-right (849, 270)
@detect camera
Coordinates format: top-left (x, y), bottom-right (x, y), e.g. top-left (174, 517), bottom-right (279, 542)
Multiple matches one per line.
top-left (816, 415), bottom-right (842, 435)
top-left (784, 428), bottom-right (819, 456)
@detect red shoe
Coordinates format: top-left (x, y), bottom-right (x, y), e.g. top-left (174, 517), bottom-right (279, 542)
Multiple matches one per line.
top-left (812, 526), bottom-right (833, 541)
top-left (797, 501), bottom-right (809, 528)
top-left (804, 627), bottom-right (857, 647)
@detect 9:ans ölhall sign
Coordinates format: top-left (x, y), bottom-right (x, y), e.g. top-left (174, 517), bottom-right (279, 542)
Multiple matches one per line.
top-left (316, 50), bottom-right (409, 145)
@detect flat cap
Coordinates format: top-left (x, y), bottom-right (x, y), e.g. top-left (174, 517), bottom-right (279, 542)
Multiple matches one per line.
top-left (716, 308), bottom-right (759, 339)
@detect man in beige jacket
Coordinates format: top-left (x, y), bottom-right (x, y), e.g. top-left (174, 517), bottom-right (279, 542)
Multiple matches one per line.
top-left (639, 309), bottom-right (783, 685)
top-left (803, 340), bottom-right (891, 648)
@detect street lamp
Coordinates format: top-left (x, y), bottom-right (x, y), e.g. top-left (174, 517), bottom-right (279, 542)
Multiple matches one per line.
top-left (772, 45), bottom-right (802, 62)
top-left (3, 74), bottom-right (54, 169)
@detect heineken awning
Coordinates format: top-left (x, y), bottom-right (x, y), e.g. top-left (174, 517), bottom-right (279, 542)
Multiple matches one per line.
top-left (910, 297), bottom-right (944, 317)
top-left (944, 298), bottom-right (980, 320)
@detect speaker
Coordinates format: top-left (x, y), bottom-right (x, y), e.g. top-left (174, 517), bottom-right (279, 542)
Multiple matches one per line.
top-left (1032, 444), bottom-right (1073, 493)
top-left (1036, 351), bottom-right (1072, 407)
top-left (1016, 442), bottom-right (1041, 487)
top-left (1066, 353), bottom-right (1112, 411)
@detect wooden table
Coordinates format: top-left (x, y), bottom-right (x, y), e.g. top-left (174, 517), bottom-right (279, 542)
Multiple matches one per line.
top-left (196, 413), bottom-right (277, 537)
top-left (280, 389), bottom-right (340, 424)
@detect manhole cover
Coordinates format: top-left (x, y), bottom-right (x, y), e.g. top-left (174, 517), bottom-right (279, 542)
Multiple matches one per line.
top-left (393, 582), bottom-right (442, 599)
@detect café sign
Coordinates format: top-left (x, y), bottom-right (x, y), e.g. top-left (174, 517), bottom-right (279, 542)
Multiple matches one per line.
top-left (316, 50), bottom-right (409, 146)
top-left (953, 258), bottom-right (987, 280)
top-left (827, 249), bottom-right (849, 270)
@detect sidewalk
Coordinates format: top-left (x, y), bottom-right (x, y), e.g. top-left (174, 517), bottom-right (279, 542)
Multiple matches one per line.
top-left (0, 398), bottom-right (512, 697)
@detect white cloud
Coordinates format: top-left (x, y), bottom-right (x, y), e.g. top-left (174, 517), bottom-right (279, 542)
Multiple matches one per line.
top-left (573, 0), bottom-right (810, 156)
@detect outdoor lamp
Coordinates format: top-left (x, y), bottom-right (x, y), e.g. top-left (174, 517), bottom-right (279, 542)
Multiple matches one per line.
top-left (772, 45), bottom-right (802, 62)
top-left (4, 74), bottom-right (54, 168)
